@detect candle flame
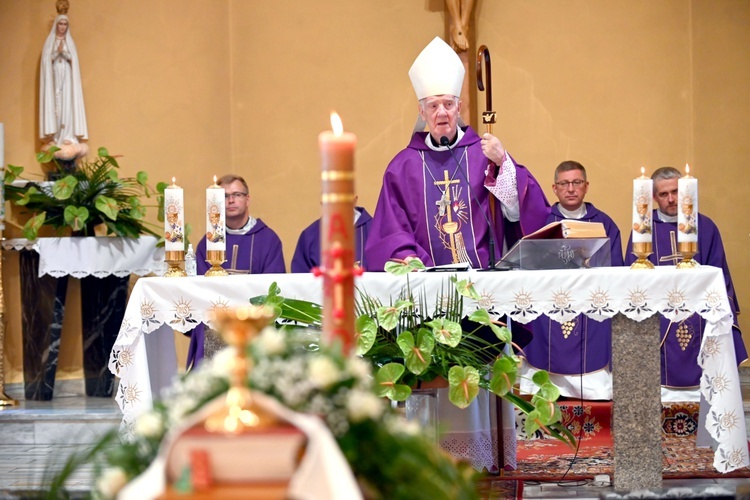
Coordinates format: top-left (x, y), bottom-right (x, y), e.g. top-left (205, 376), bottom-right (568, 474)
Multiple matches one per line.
top-left (330, 112), bottom-right (344, 136)
top-left (640, 166), bottom-right (645, 176)
top-left (685, 163), bottom-right (690, 175)
top-left (213, 175), bottom-right (217, 183)
top-left (172, 177), bottom-right (176, 183)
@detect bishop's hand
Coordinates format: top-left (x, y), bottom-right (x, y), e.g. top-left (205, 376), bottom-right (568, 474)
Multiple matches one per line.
top-left (481, 133), bottom-right (506, 167)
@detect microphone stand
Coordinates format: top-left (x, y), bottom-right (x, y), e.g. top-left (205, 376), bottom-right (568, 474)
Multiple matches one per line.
top-left (440, 136), bottom-right (503, 272)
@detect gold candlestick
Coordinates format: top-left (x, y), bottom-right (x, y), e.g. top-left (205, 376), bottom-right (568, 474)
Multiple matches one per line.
top-left (629, 242), bottom-right (655, 269)
top-left (204, 305), bottom-right (277, 433)
top-left (676, 241), bottom-right (699, 269)
top-left (205, 249), bottom-right (228, 277)
top-left (164, 250), bottom-right (187, 278)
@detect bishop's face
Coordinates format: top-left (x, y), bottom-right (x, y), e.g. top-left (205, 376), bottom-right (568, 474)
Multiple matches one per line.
top-left (653, 177), bottom-right (679, 216)
top-left (419, 95), bottom-right (462, 143)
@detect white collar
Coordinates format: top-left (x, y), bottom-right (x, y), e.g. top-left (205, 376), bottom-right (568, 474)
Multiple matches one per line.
top-left (557, 204), bottom-right (587, 220)
top-left (227, 216), bottom-right (257, 235)
top-left (656, 210), bottom-right (678, 223)
top-left (424, 128), bottom-right (465, 151)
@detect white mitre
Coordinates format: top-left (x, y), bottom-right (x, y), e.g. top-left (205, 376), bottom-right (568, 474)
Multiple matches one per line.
top-left (408, 36), bottom-right (465, 99)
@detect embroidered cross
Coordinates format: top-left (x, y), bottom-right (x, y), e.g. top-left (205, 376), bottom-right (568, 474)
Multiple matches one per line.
top-left (659, 230), bottom-right (682, 265)
top-left (434, 169), bottom-right (461, 263)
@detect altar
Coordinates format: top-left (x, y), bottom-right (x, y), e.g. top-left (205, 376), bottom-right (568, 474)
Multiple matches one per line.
top-left (109, 266), bottom-right (748, 481)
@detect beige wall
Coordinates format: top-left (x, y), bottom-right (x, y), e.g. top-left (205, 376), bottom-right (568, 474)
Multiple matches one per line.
top-left (1, 0), bottom-right (748, 383)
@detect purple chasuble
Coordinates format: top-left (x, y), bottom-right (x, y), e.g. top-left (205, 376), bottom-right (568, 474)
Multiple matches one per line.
top-left (524, 203), bottom-right (623, 376)
top-left (625, 211), bottom-right (747, 388)
top-left (365, 127), bottom-right (549, 271)
top-left (187, 218), bottom-right (285, 369)
top-left (291, 207), bottom-right (373, 273)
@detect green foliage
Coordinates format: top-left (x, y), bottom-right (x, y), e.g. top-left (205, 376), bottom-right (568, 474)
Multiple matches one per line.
top-left (3, 146), bottom-right (164, 239)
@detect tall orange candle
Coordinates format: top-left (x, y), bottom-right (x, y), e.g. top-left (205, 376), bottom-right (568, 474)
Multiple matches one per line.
top-left (318, 112), bottom-right (357, 353)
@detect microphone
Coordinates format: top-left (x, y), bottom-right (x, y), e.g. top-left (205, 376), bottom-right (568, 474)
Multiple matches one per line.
top-left (440, 135), bottom-right (501, 271)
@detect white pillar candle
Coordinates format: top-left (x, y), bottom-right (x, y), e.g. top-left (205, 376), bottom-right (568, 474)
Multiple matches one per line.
top-left (632, 167), bottom-right (653, 243)
top-left (205, 176), bottom-right (226, 251)
top-left (164, 178), bottom-right (185, 251)
top-left (677, 165), bottom-right (698, 243)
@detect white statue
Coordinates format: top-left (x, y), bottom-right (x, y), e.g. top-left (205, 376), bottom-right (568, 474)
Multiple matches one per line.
top-left (39, 14), bottom-right (88, 158)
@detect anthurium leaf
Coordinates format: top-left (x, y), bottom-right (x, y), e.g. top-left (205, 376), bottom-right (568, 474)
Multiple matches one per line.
top-left (425, 317), bottom-right (462, 347)
top-left (97, 147), bottom-right (109, 157)
top-left (52, 176), bottom-right (78, 200)
top-left (375, 363), bottom-right (411, 401)
top-left (95, 195), bottom-right (120, 220)
top-left (406, 258), bottom-right (426, 272)
top-left (524, 409), bottom-right (542, 436)
top-left (4, 164), bottom-right (24, 183)
top-left (108, 169), bottom-right (119, 181)
top-left (15, 186), bottom-right (40, 206)
top-left (36, 147), bottom-right (59, 164)
top-left (447, 365), bottom-right (480, 409)
top-left (129, 197), bottom-right (146, 219)
top-left (384, 260), bottom-right (412, 275)
top-left (533, 380), bottom-right (561, 403)
top-left (23, 212), bottom-right (46, 240)
top-left (136, 171), bottom-right (149, 186)
top-left (397, 328), bottom-right (435, 375)
top-left (531, 370), bottom-right (551, 387)
top-left (489, 356), bottom-right (518, 396)
top-left (532, 397), bottom-right (561, 425)
top-left (64, 206), bottom-right (89, 232)
top-left (450, 276), bottom-right (481, 300)
top-left (376, 300), bottom-right (412, 332)
top-left (355, 315), bottom-right (377, 355)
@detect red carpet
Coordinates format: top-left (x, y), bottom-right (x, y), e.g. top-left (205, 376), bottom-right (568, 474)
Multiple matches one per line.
top-left (504, 401), bottom-right (750, 481)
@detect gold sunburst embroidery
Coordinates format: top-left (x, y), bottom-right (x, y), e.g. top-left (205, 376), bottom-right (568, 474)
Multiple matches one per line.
top-left (628, 287), bottom-right (648, 306)
top-left (727, 447), bottom-right (746, 467)
top-left (173, 297), bottom-right (193, 320)
top-left (720, 410), bottom-right (740, 431)
top-left (117, 348), bottom-right (134, 368)
top-left (667, 288), bottom-right (686, 307)
top-left (711, 374), bottom-right (730, 393)
top-left (210, 296), bottom-right (231, 313)
top-left (477, 290), bottom-right (495, 309)
top-left (704, 290), bottom-right (722, 308)
top-left (123, 384), bottom-right (142, 404)
top-left (552, 289), bottom-right (572, 309)
top-left (702, 337), bottom-right (721, 357)
top-left (589, 288), bottom-right (610, 308)
top-left (514, 289), bottom-right (533, 309)
top-left (140, 300), bottom-right (156, 319)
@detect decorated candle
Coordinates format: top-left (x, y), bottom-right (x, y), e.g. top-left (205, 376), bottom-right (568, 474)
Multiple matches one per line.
top-left (677, 164), bottom-right (698, 243)
top-left (632, 166), bottom-right (653, 243)
top-left (318, 112), bottom-right (357, 353)
top-left (164, 178), bottom-right (185, 251)
top-left (206, 176), bottom-right (226, 251)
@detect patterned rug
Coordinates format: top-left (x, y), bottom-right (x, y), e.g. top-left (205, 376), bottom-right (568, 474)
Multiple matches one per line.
top-left (505, 400), bottom-right (750, 481)
top-left (476, 478), bottom-right (522, 499)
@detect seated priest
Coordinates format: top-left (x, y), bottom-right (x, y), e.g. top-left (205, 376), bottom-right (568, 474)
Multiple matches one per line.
top-left (364, 36), bottom-right (550, 273)
top-left (520, 161), bottom-right (623, 400)
top-left (625, 166), bottom-right (747, 401)
top-left (187, 174), bottom-right (285, 369)
top-left (363, 36), bottom-right (550, 473)
top-left (291, 201), bottom-right (373, 272)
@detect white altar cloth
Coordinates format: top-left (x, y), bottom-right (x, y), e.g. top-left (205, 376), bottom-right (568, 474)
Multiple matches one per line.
top-left (2, 236), bottom-right (165, 277)
top-left (109, 266), bottom-right (748, 473)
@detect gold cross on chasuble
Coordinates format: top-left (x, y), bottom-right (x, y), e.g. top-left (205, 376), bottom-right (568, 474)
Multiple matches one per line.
top-left (434, 169), bottom-right (461, 263)
top-left (659, 230), bottom-right (682, 265)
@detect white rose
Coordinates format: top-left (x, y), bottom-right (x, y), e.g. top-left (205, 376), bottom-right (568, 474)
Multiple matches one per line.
top-left (308, 356), bottom-right (340, 389)
top-left (346, 389), bottom-right (384, 422)
top-left (257, 327), bottom-right (286, 355)
top-left (133, 411), bottom-right (163, 438)
top-left (96, 467), bottom-right (128, 499)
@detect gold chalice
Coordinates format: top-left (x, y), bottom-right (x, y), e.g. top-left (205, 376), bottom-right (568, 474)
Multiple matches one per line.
top-left (204, 305), bottom-right (278, 433)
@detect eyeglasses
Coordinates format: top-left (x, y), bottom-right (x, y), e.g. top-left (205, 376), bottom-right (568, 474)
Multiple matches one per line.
top-left (225, 192), bottom-right (248, 200)
top-left (555, 180), bottom-right (586, 188)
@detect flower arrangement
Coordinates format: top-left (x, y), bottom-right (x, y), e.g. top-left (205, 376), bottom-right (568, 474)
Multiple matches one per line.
top-left (3, 146), bottom-right (165, 240)
top-left (89, 328), bottom-right (480, 499)
top-left (256, 258), bottom-right (576, 446)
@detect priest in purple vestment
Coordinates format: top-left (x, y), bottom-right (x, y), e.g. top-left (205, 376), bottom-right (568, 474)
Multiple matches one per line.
top-left (187, 174), bottom-right (286, 369)
top-left (625, 167), bottom-right (747, 395)
top-left (521, 161), bottom-right (623, 400)
top-left (291, 206), bottom-right (372, 273)
top-left (364, 37), bottom-right (549, 272)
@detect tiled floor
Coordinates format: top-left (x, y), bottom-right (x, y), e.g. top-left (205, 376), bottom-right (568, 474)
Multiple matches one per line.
top-left (1, 387), bottom-right (749, 499)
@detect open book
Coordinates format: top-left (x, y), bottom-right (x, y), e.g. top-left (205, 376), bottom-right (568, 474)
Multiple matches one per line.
top-left (522, 220), bottom-right (606, 240)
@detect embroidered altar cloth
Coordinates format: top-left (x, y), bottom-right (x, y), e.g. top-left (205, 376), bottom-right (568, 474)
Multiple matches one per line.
top-left (2, 236), bottom-right (165, 278)
top-left (109, 266), bottom-right (748, 473)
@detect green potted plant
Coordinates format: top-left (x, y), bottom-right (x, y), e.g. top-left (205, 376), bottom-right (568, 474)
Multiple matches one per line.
top-left (253, 259), bottom-right (576, 449)
top-left (3, 146), bottom-right (166, 240)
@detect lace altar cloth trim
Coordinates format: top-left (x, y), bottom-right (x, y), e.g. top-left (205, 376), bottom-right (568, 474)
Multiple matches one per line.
top-left (2, 237), bottom-right (165, 277)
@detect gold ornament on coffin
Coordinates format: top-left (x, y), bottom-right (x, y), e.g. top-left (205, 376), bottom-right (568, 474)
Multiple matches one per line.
top-left (203, 305), bottom-right (278, 433)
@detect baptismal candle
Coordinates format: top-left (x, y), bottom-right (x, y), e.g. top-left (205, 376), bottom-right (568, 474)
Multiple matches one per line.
top-left (678, 164), bottom-right (698, 243)
top-left (206, 176), bottom-right (226, 251)
top-left (632, 166), bottom-right (653, 244)
top-left (164, 178), bottom-right (185, 252)
top-left (318, 111), bottom-right (357, 353)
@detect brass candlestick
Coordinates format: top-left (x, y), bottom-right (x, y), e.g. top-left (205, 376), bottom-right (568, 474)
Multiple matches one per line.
top-left (676, 241), bottom-right (699, 269)
top-left (630, 242), bottom-right (655, 269)
top-left (204, 305), bottom-right (277, 433)
top-left (164, 250), bottom-right (187, 278)
top-left (204, 250), bottom-right (228, 277)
